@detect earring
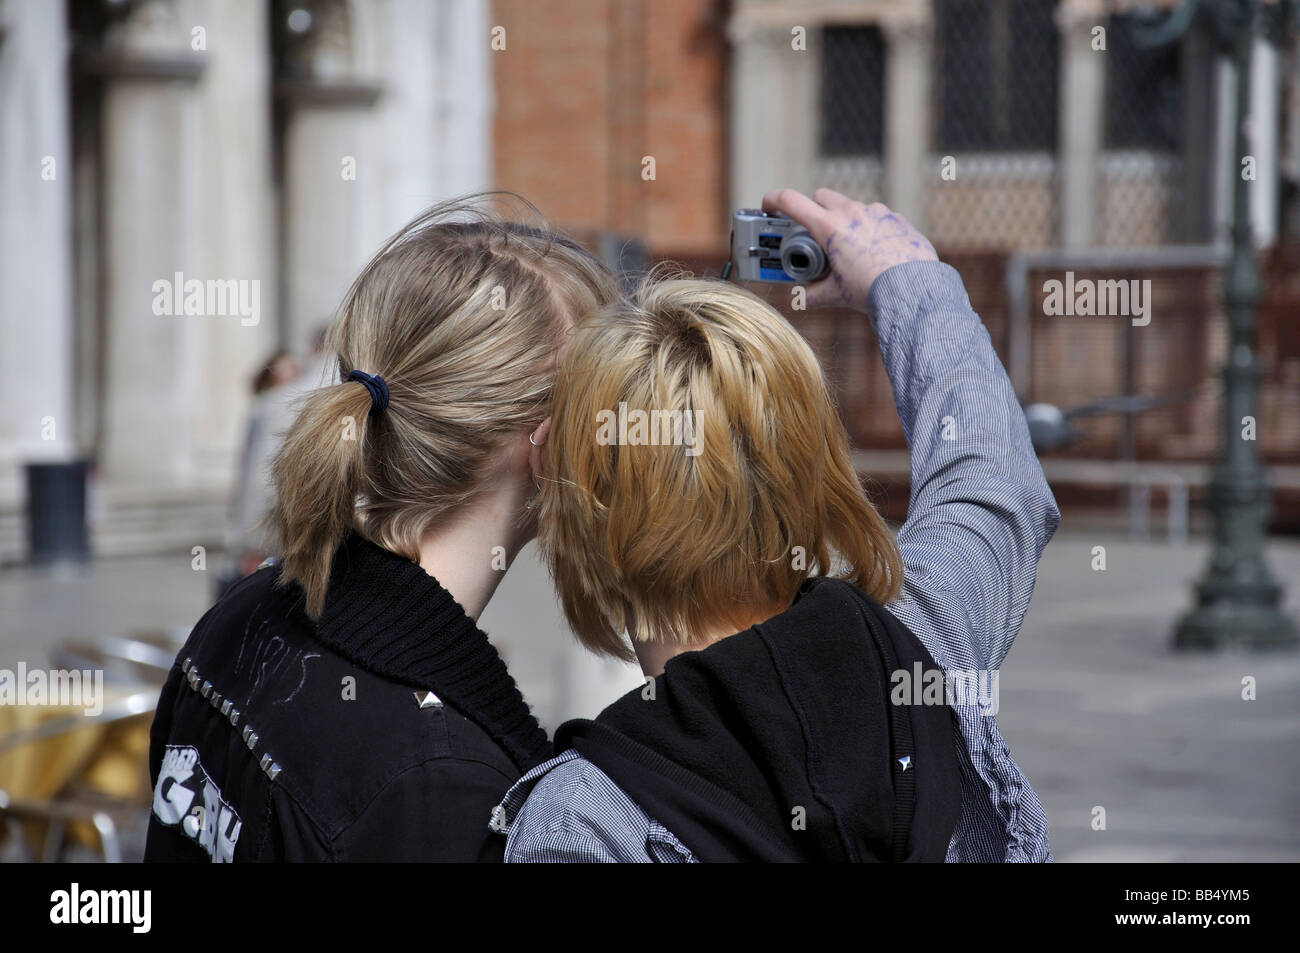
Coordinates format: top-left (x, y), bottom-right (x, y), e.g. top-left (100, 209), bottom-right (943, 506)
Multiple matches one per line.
top-left (527, 432), bottom-right (542, 506)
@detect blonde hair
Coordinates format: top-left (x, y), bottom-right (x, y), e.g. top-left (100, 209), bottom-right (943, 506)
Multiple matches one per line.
top-left (270, 195), bottom-right (620, 618)
top-left (540, 272), bottom-right (904, 661)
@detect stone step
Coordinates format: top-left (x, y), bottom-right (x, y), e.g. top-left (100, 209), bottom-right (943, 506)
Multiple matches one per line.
top-left (0, 495), bottom-right (230, 566)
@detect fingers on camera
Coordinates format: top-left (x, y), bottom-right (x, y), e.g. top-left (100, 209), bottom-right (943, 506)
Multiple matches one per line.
top-left (762, 188), bottom-right (832, 240)
top-left (812, 187), bottom-right (854, 211)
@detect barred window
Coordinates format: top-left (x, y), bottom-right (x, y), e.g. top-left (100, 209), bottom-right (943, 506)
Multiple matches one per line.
top-left (1104, 15), bottom-right (1182, 150)
top-left (935, 0), bottom-right (1059, 152)
top-left (820, 26), bottom-right (885, 156)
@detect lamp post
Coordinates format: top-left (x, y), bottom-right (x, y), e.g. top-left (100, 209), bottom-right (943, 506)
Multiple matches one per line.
top-left (1170, 0), bottom-right (1297, 649)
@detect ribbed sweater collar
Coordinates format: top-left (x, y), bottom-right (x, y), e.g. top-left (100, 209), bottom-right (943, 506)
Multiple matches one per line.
top-left (309, 531), bottom-right (551, 772)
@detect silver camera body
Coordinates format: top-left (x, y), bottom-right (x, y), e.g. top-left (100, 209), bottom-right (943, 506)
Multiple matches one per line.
top-left (729, 209), bottom-right (828, 283)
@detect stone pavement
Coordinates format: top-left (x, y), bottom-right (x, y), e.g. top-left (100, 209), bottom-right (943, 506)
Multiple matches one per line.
top-left (998, 532), bottom-right (1300, 862)
top-left (2, 529), bottom-right (1297, 861)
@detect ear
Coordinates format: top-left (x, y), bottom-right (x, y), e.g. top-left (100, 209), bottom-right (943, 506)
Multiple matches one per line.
top-left (529, 417), bottom-right (552, 480)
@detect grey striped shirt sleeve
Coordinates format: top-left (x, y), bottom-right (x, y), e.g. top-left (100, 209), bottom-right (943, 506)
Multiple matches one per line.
top-left (867, 260), bottom-right (1060, 861)
top-left (868, 260), bottom-right (1061, 670)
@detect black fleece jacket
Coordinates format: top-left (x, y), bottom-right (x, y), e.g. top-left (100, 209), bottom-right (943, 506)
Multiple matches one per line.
top-left (555, 576), bottom-right (963, 862)
top-left (144, 532), bottom-right (550, 862)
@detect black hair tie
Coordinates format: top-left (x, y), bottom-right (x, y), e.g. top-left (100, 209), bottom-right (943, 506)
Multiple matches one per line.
top-left (347, 369), bottom-right (390, 415)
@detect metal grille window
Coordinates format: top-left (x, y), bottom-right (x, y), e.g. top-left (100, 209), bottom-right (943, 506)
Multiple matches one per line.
top-left (1095, 12), bottom-right (1186, 246)
top-left (820, 26), bottom-right (885, 156)
top-left (816, 24), bottom-right (886, 201)
top-left (935, 0), bottom-right (1059, 152)
top-left (1105, 15), bottom-right (1182, 150)
top-left (928, 0), bottom-right (1061, 249)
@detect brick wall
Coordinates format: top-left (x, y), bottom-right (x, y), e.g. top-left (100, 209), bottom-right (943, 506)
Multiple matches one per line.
top-left (491, 0), bottom-right (728, 254)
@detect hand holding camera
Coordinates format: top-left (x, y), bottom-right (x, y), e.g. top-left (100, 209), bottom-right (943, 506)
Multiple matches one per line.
top-left (729, 209), bottom-right (830, 284)
top-left (733, 188), bottom-right (937, 313)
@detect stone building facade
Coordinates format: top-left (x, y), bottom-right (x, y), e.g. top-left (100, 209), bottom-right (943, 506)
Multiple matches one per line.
top-left (4, 0), bottom-right (1299, 543)
top-left (1, 0), bottom-right (491, 541)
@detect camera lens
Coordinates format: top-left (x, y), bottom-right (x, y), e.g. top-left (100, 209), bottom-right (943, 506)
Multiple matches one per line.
top-left (780, 233), bottom-right (826, 282)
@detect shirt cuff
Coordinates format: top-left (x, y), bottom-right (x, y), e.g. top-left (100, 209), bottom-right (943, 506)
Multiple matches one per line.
top-left (865, 260), bottom-right (973, 347)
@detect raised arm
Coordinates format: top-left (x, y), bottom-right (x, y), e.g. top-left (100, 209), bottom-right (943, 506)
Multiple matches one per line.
top-left (762, 188), bottom-right (1060, 671)
top-left (867, 260), bottom-right (1059, 669)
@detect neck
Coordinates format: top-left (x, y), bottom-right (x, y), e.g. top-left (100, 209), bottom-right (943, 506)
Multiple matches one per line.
top-left (632, 605), bottom-right (784, 678)
top-left (415, 476), bottom-right (534, 621)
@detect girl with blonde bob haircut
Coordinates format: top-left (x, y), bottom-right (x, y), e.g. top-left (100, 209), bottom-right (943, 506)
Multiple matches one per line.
top-left (496, 189), bottom-right (1060, 864)
top-left (147, 195), bottom-right (622, 863)
top-left (542, 273), bottom-right (902, 661)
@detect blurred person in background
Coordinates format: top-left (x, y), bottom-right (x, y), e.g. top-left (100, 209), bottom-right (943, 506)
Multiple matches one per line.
top-left (493, 189), bottom-right (1060, 862)
top-left (219, 349), bottom-right (299, 596)
top-left (145, 195), bottom-right (620, 862)
top-left (219, 330), bottom-right (331, 599)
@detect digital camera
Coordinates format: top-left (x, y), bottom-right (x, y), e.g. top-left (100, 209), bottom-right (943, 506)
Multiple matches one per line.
top-left (729, 209), bottom-right (828, 283)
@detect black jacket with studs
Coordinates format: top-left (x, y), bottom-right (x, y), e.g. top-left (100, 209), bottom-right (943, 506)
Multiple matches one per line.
top-left (144, 532), bottom-right (551, 862)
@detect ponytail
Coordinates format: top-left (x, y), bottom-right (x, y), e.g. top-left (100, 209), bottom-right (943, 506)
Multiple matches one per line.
top-left (268, 379), bottom-right (374, 618)
top-left (259, 193), bottom-right (621, 621)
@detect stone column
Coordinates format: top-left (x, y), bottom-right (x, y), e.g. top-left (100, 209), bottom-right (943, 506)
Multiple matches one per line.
top-left (727, 3), bottom-right (818, 212)
top-left (436, 0), bottom-right (493, 199)
top-left (880, 5), bottom-right (933, 227)
top-left (277, 0), bottom-right (382, 353)
top-left (1058, 0), bottom-right (1106, 248)
top-left (364, 0), bottom-right (492, 241)
top-left (95, 0), bottom-right (206, 486)
top-left (192, 0), bottom-right (278, 483)
top-left (0, 0), bottom-right (76, 498)
top-left (368, 0), bottom-right (438, 240)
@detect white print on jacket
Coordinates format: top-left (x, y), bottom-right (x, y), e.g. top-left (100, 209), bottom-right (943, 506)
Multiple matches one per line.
top-left (152, 745), bottom-right (242, 862)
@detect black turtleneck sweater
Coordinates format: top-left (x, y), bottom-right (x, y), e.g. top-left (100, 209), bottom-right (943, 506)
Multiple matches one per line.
top-left (145, 532), bottom-right (550, 862)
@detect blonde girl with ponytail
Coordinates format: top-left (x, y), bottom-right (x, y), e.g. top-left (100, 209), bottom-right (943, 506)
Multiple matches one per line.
top-left (145, 196), bottom-right (621, 863)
